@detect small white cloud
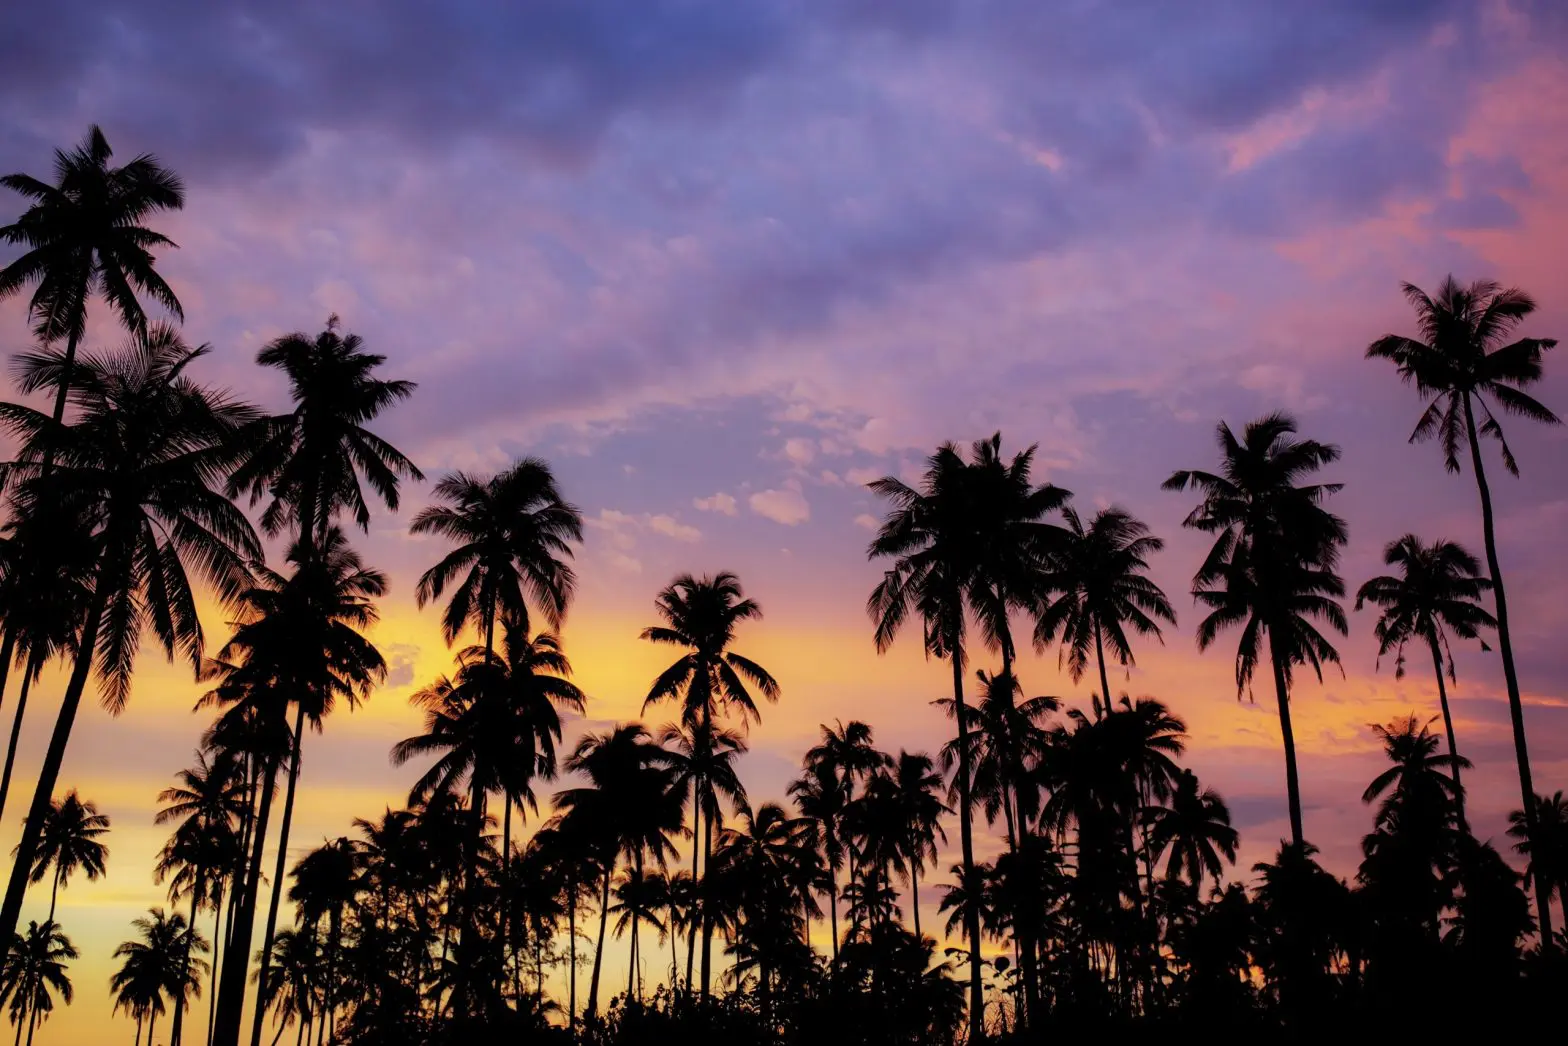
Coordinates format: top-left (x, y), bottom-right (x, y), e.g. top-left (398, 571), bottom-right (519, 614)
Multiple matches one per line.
top-left (845, 466), bottom-right (884, 487)
top-left (854, 513), bottom-right (880, 531)
top-left (819, 469), bottom-right (843, 486)
top-left (647, 514), bottom-right (702, 542)
top-left (749, 482), bottom-right (810, 526)
top-left (693, 492), bottom-right (739, 516)
top-left (782, 437), bottom-right (816, 466)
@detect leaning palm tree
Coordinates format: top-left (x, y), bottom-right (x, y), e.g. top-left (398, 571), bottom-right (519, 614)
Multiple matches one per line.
top-left (0, 326), bottom-right (261, 949)
top-left (1367, 276), bottom-right (1559, 935)
top-left (20, 790), bottom-right (108, 923)
top-left (2, 921), bottom-right (75, 1046)
top-left (641, 571), bottom-right (778, 998)
top-left (0, 125), bottom-right (185, 439)
top-left (1355, 535), bottom-right (1493, 818)
top-left (228, 316), bottom-right (421, 557)
top-left (1033, 505), bottom-right (1174, 719)
top-left (1164, 413), bottom-right (1347, 846)
top-left (866, 434), bottom-right (1063, 1040)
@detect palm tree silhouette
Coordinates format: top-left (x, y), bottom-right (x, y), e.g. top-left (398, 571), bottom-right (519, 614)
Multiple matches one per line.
top-left (1367, 276), bottom-right (1560, 938)
top-left (788, 761), bottom-right (849, 965)
top-left (288, 838), bottom-right (359, 1043)
top-left (229, 316), bottom-right (421, 557)
top-left (1508, 791), bottom-right (1568, 934)
top-left (112, 909), bottom-right (207, 1046)
top-left (641, 571), bottom-right (778, 998)
top-left (1, 921), bottom-right (75, 1046)
top-left (0, 326), bottom-right (261, 949)
top-left (1145, 769), bottom-right (1237, 892)
top-left (887, 752), bottom-right (948, 940)
top-left (259, 929), bottom-right (320, 1046)
top-left (1356, 535), bottom-right (1493, 821)
top-left (1165, 413), bottom-right (1347, 846)
top-left (0, 126), bottom-right (185, 443)
top-left (938, 671), bottom-right (1055, 853)
top-left (1033, 506), bottom-right (1174, 719)
top-left (867, 434), bottom-right (1064, 1040)
top-left (22, 790), bottom-right (109, 922)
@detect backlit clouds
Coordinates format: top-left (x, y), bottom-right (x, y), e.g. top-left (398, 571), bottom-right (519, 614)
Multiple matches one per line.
top-left (749, 481), bottom-right (812, 526)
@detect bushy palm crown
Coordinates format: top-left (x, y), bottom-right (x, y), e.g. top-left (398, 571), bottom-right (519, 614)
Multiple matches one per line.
top-left (152, 750), bottom-right (245, 907)
top-left (229, 317), bottom-right (421, 542)
top-left (111, 909), bottom-right (206, 1022)
top-left (1361, 716), bottom-right (1465, 822)
top-left (939, 671), bottom-right (1055, 836)
top-left (0, 125), bottom-right (184, 347)
top-left (1355, 535), bottom-right (1493, 679)
top-left (555, 725), bottom-right (682, 869)
top-left (27, 790), bottom-right (110, 893)
top-left (411, 459), bottom-right (581, 645)
top-left (1146, 769), bottom-right (1238, 891)
top-left (659, 722), bottom-right (749, 839)
top-left (888, 751), bottom-right (949, 882)
top-left (1507, 791), bottom-right (1568, 912)
top-left (1164, 412), bottom-right (1348, 694)
top-left (2, 921), bottom-right (76, 1030)
top-left (1366, 277), bottom-right (1560, 474)
top-left (0, 325), bottom-right (261, 710)
top-left (643, 571), bottom-right (778, 726)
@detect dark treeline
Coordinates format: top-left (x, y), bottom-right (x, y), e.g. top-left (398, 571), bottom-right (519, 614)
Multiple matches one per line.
top-left (0, 127), bottom-right (1563, 1046)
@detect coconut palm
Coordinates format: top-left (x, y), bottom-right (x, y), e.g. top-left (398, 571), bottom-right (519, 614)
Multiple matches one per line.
top-left (0, 125), bottom-right (185, 440)
top-left (867, 433), bottom-right (1066, 1041)
top-left (288, 839), bottom-right (359, 1042)
top-left (109, 936), bottom-right (163, 1046)
top-left (608, 866), bottom-right (667, 1003)
top-left (937, 671), bottom-right (1055, 853)
top-left (228, 316), bottom-right (420, 555)
top-left (1145, 769), bottom-right (1238, 892)
top-left (1367, 276), bottom-right (1560, 934)
top-left (641, 571), bottom-right (777, 997)
top-left (22, 790), bottom-right (109, 922)
top-left (1362, 716), bottom-right (1465, 824)
top-left (1033, 505), bottom-right (1174, 719)
top-left (1164, 413), bottom-right (1347, 846)
top-left (1508, 791), bottom-right (1568, 933)
top-left (787, 762), bottom-right (849, 963)
top-left (1, 921), bottom-right (75, 1046)
top-left (0, 327), bottom-right (260, 950)
top-left (1356, 535), bottom-right (1493, 819)
top-left (259, 929), bottom-right (320, 1046)
top-left (111, 910), bottom-right (207, 1046)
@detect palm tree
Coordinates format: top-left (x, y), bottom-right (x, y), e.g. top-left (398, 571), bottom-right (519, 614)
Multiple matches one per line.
top-left (1356, 535), bottom-right (1493, 818)
top-left (1362, 716), bottom-right (1465, 819)
top-left (1145, 769), bottom-right (1238, 892)
top-left (154, 751), bottom-right (245, 1046)
top-left (1033, 505), bottom-right (1174, 719)
top-left (208, 528), bottom-right (385, 1046)
top-left (1508, 791), bottom-right (1568, 933)
top-left (1, 921), bottom-right (75, 1046)
top-left (866, 434), bottom-right (1064, 1041)
top-left (609, 866), bottom-right (667, 1003)
top-left (0, 125), bottom-right (185, 441)
top-left (22, 790), bottom-right (109, 922)
top-left (288, 839), bottom-right (359, 1043)
top-left (111, 910), bottom-right (207, 1046)
top-left (1164, 413), bottom-right (1347, 846)
top-left (787, 762), bottom-right (849, 964)
top-left (641, 571), bottom-right (778, 998)
top-left (228, 316), bottom-right (420, 556)
top-left (937, 672), bottom-right (1055, 853)
top-left (0, 326), bottom-right (261, 949)
top-left (1367, 276), bottom-right (1559, 936)
top-left (259, 929), bottom-right (320, 1046)
top-left (885, 752), bottom-right (948, 940)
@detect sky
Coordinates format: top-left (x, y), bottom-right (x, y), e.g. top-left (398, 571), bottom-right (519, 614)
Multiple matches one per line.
top-left (3, 1), bottom-right (1568, 1041)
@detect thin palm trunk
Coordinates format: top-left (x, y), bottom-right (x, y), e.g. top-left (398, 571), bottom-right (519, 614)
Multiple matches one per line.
top-left (586, 860), bottom-right (612, 1019)
top-left (1094, 621), bottom-right (1113, 721)
top-left (1426, 631), bottom-right (1467, 829)
top-left (700, 801), bottom-right (714, 1000)
top-left (0, 659), bottom-right (39, 823)
top-left (48, 866), bottom-right (60, 923)
top-left (0, 631), bottom-right (15, 752)
top-left (24, 999), bottom-right (37, 1046)
top-left (827, 859), bottom-right (839, 966)
top-left (12, 1003), bottom-right (21, 1046)
top-left (1461, 393), bottom-right (1553, 942)
top-left (950, 639), bottom-right (985, 1043)
top-left (145, 1010), bottom-right (157, 1046)
top-left (907, 854), bottom-right (921, 939)
top-left (250, 704), bottom-right (308, 1046)
top-left (136, 1014), bottom-right (144, 1046)
top-left (208, 883), bottom-right (225, 1046)
top-left (213, 743), bottom-right (282, 1046)
top-left (170, 873), bottom-right (203, 1046)
top-left (1270, 640), bottom-right (1305, 847)
top-left (685, 802), bottom-right (700, 995)
top-left (567, 874), bottom-right (578, 1030)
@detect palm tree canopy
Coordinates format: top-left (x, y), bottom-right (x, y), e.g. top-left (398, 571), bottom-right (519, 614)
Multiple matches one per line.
top-left (1361, 716), bottom-right (1467, 825)
top-left (0, 125), bottom-right (185, 345)
top-left (1355, 534), bottom-right (1494, 678)
top-left (24, 790), bottom-right (109, 889)
top-left (1366, 276), bottom-right (1560, 474)
top-left (642, 571), bottom-right (778, 727)
top-left (2, 920), bottom-right (77, 1027)
top-left (411, 458), bottom-right (581, 644)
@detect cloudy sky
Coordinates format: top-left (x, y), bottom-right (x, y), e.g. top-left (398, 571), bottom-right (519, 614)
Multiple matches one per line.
top-left (3, 1), bottom-right (1568, 1040)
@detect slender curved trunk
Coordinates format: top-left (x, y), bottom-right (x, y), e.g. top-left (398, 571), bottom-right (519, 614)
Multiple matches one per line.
top-left (501, 790), bottom-right (514, 1008)
top-left (827, 861), bottom-right (839, 967)
top-left (250, 704), bottom-right (308, 1046)
top-left (1094, 621), bottom-right (1113, 721)
top-left (213, 744), bottom-right (282, 1046)
top-left (0, 569), bottom-right (110, 948)
top-left (907, 854), bottom-right (922, 939)
top-left (950, 633), bottom-right (985, 1044)
top-left (144, 1010), bottom-right (157, 1046)
top-left (567, 875), bottom-right (577, 1030)
top-left (1270, 639), bottom-right (1304, 847)
top-left (586, 860), bottom-right (613, 1019)
top-left (48, 861), bottom-right (61, 924)
top-left (685, 802), bottom-right (700, 996)
top-left (170, 873), bottom-right (203, 1046)
top-left (0, 659), bottom-right (40, 823)
top-left (208, 883), bottom-right (225, 1046)
top-left (1461, 393), bottom-right (1552, 942)
top-left (700, 800), bottom-right (714, 1000)
top-left (1427, 631), bottom-right (1467, 829)
top-left (12, 1005), bottom-right (21, 1046)
top-left (136, 1015), bottom-right (144, 1046)
top-left (0, 630), bottom-right (16, 747)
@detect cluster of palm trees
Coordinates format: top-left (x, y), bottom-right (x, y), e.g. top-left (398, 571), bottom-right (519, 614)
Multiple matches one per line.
top-left (0, 124), bottom-right (1563, 1044)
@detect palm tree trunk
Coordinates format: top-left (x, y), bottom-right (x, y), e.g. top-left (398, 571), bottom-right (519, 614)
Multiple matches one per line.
top-left (0, 658), bottom-right (39, 825)
top-left (1270, 641), bottom-right (1305, 847)
top-left (0, 573), bottom-right (110, 947)
top-left (586, 861), bottom-right (613, 1019)
top-left (145, 1010), bottom-right (157, 1046)
top-left (700, 800), bottom-right (714, 1000)
top-left (686, 802), bottom-right (700, 996)
top-left (567, 875), bottom-right (577, 1030)
top-left (827, 864), bottom-right (839, 967)
top-left (501, 791), bottom-right (514, 1009)
top-left (25, 1001), bottom-right (37, 1046)
top-left (12, 1004), bottom-right (22, 1046)
top-left (208, 884), bottom-right (224, 1046)
top-left (249, 704), bottom-right (308, 1046)
top-left (907, 855), bottom-right (921, 939)
top-left (0, 631), bottom-right (16, 752)
top-left (171, 875), bottom-right (203, 1046)
top-left (949, 636), bottom-right (985, 1044)
top-left (1461, 394), bottom-right (1553, 941)
top-left (1094, 621), bottom-right (1113, 720)
top-left (212, 745), bottom-right (282, 1046)
top-left (633, 849), bottom-right (645, 1002)
top-left (48, 866), bottom-right (60, 923)
top-left (1426, 630), bottom-right (1467, 828)
top-left (136, 1014), bottom-right (144, 1046)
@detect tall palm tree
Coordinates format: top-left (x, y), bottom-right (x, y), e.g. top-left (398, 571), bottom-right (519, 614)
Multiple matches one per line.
top-left (0, 326), bottom-right (261, 949)
top-left (937, 672), bottom-right (1055, 853)
top-left (608, 866), bottom-right (667, 1003)
top-left (1145, 769), bottom-right (1238, 892)
top-left (1507, 791), bottom-right (1568, 934)
top-left (288, 839), bottom-right (359, 1043)
top-left (787, 762), bottom-right (849, 964)
top-left (112, 910), bottom-right (207, 1046)
top-left (0, 125), bottom-right (185, 440)
top-left (1033, 505), bottom-right (1174, 719)
top-left (228, 316), bottom-right (420, 557)
top-left (153, 751), bottom-right (244, 1046)
top-left (1165, 413), bottom-right (1347, 846)
top-left (259, 929), bottom-right (320, 1046)
top-left (641, 571), bottom-right (778, 998)
top-left (866, 434), bottom-right (1064, 1041)
top-left (110, 938), bottom-right (163, 1046)
top-left (22, 790), bottom-right (109, 922)
top-left (1367, 276), bottom-right (1559, 936)
top-left (1, 921), bottom-right (75, 1046)
top-left (886, 752), bottom-right (948, 940)
top-left (1355, 535), bottom-right (1493, 817)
